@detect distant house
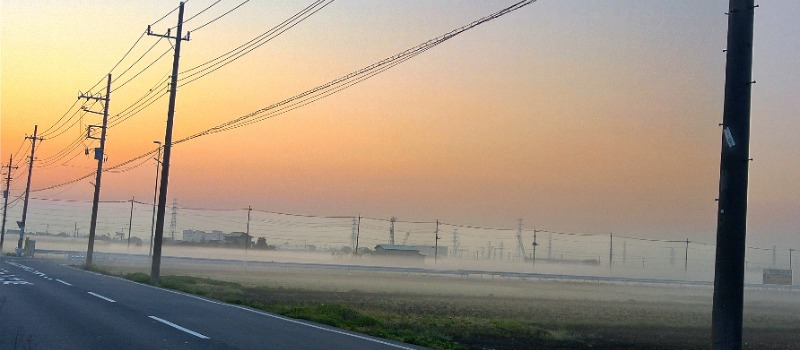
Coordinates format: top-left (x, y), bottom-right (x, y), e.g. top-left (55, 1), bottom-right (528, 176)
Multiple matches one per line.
top-left (374, 244), bottom-right (426, 261)
top-left (410, 245), bottom-right (448, 258)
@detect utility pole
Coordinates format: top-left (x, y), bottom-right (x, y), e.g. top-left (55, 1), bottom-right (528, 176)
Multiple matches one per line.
top-left (83, 74), bottom-right (112, 266)
top-left (434, 219), bottom-right (440, 264)
top-left (354, 215), bottom-right (361, 254)
top-left (531, 229), bottom-right (538, 265)
top-left (1, 154), bottom-right (18, 252)
top-left (609, 233), bottom-right (613, 267)
top-left (246, 205), bottom-right (251, 253)
top-left (127, 197), bottom-right (134, 248)
top-left (149, 141), bottom-right (162, 256)
top-left (389, 216), bottom-right (396, 245)
top-left (790, 248), bottom-right (795, 270)
top-left (712, 1), bottom-right (756, 348)
top-left (151, 1), bottom-right (190, 284)
top-left (18, 125), bottom-right (43, 251)
top-left (685, 239), bottom-right (690, 271)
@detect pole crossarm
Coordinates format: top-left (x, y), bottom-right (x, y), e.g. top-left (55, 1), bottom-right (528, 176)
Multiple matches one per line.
top-left (147, 25), bottom-right (191, 41)
top-left (78, 91), bottom-right (107, 101)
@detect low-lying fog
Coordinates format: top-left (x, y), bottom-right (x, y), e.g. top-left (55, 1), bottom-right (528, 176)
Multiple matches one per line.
top-left (20, 235), bottom-right (796, 286)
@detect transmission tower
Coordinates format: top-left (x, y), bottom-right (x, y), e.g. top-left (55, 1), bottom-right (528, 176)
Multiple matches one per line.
top-left (452, 229), bottom-right (459, 256)
top-left (170, 199), bottom-right (178, 241)
top-left (516, 219), bottom-right (525, 262)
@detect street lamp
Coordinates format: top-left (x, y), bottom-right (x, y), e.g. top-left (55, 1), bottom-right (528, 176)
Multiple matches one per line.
top-left (149, 141), bottom-right (162, 256)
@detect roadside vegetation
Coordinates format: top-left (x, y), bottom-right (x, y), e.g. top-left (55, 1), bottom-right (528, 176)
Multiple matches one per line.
top-left (83, 265), bottom-right (580, 349)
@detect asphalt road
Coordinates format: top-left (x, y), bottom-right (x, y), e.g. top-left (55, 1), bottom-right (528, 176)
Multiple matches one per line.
top-left (0, 256), bottom-right (425, 350)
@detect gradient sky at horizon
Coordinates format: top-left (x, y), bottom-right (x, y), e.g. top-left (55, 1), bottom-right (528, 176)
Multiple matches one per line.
top-left (1, 1), bottom-right (799, 249)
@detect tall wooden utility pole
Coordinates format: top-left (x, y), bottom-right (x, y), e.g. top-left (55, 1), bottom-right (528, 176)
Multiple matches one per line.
top-left (712, 1), bottom-right (756, 348)
top-left (434, 220), bottom-right (440, 264)
top-left (127, 197), bottom-right (134, 248)
top-left (150, 1), bottom-right (190, 284)
top-left (245, 205), bottom-right (251, 253)
top-left (1, 154), bottom-right (18, 251)
top-left (149, 141), bottom-right (162, 256)
top-left (609, 233), bottom-right (613, 267)
top-left (18, 125), bottom-right (42, 251)
top-left (83, 74), bottom-right (112, 266)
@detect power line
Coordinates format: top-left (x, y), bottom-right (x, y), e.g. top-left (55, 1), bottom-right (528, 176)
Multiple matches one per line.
top-left (110, 37), bottom-right (166, 86)
top-left (108, 75), bottom-right (171, 128)
top-left (178, 0), bottom-right (331, 87)
top-left (29, 0), bottom-right (536, 200)
top-left (175, 0), bottom-right (535, 144)
top-left (182, 0), bottom-right (223, 25)
top-left (151, 4), bottom-right (181, 27)
top-left (40, 98), bottom-right (83, 137)
top-left (111, 46), bottom-right (171, 93)
top-left (190, 0), bottom-right (251, 32)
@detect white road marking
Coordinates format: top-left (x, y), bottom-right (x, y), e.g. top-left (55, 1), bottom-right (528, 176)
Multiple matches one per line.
top-left (87, 292), bottom-right (116, 303)
top-left (148, 316), bottom-right (210, 339)
top-left (153, 285), bottom-right (418, 349)
top-left (0, 268), bottom-right (33, 285)
top-left (72, 265), bottom-right (419, 349)
top-left (56, 279), bottom-right (72, 286)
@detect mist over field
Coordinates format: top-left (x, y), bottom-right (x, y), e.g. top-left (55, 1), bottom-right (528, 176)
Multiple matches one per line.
top-left (22, 233), bottom-right (788, 286)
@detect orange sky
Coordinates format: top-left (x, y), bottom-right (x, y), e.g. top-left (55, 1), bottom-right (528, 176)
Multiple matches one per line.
top-left (2, 1), bottom-right (799, 249)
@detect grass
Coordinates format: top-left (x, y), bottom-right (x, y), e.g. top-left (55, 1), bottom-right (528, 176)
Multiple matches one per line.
top-left (87, 267), bottom-right (579, 349)
top-left (80, 264), bottom-right (800, 349)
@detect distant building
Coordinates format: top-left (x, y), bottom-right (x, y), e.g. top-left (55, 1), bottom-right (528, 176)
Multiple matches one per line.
top-left (225, 232), bottom-right (252, 248)
top-left (183, 229), bottom-right (203, 242)
top-left (411, 245), bottom-right (448, 257)
top-left (182, 229), bottom-right (225, 243)
top-left (372, 244), bottom-right (425, 265)
top-left (763, 268), bottom-right (792, 286)
top-left (374, 244), bottom-right (425, 258)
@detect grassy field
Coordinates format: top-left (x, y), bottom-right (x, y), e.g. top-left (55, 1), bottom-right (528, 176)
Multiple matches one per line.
top-left (88, 262), bottom-right (800, 349)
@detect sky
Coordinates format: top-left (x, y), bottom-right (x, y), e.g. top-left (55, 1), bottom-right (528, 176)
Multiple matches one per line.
top-left (1, 1), bottom-right (799, 251)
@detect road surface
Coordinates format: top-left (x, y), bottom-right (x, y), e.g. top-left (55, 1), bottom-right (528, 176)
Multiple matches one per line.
top-left (0, 256), bottom-right (425, 349)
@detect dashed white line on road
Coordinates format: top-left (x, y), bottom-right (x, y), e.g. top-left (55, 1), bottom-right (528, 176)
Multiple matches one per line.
top-left (87, 291), bottom-right (116, 303)
top-left (56, 279), bottom-right (72, 286)
top-left (148, 316), bottom-right (210, 339)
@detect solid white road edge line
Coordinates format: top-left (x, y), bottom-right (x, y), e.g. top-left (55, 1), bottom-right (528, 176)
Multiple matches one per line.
top-left (56, 279), bottom-right (72, 286)
top-left (71, 265), bottom-right (419, 350)
top-left (149, 316), bottom-right (211, 339)
top-left (87, 291), bottom-right (116, 303)
top-left (155, 285), bottom-right (418, 349)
